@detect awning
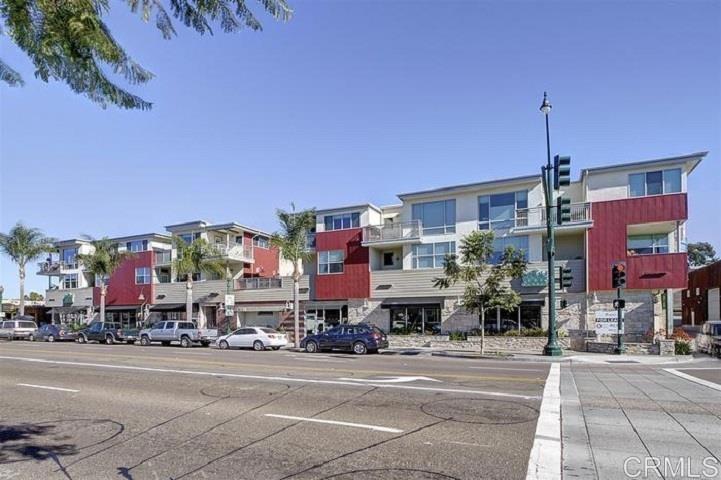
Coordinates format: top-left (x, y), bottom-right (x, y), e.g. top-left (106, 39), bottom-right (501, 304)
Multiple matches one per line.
top-left (381, 298), bottom-right (444, 307)
top-left (149, 303), bottom-right (186, 312)
top-left (104, 305), bottom-right (140, 311)
top-left (303, 301), bottom-right (347, 310)
top-left (50, 306), bottom-right (87, 314)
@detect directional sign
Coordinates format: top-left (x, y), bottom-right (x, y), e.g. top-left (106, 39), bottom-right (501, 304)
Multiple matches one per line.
top-left (338, 376), bottom-right (441, 384)
top-left (594, 311), bottom-right (624, 335)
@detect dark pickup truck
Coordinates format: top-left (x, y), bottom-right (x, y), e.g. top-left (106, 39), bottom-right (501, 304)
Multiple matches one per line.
top-left (77, 322), bottom-right (139, 345)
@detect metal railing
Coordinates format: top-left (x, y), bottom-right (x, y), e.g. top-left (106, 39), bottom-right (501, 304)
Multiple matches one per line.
top-left (37, 261), bottom-right (75, 274)
top-left (154, 251), bottom-right (172, 265)
top-left (514, 202), bottom-right (591, 227)
top-left (214, 244), bottom-right (254, 261)
top-left (236, 277), bottom-right (283, 290)
top-left (363, 220), bottom-right (422, 244)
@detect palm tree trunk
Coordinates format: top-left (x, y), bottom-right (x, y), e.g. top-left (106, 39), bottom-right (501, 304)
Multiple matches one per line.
top-left (186, 278), bottom-right (194, 326)
top-left (100, 284), bottom-right (107, 324)
top-left (18, 264), bottom-right (25, 316)
top-left (293, 260), bottom-right (301, 348)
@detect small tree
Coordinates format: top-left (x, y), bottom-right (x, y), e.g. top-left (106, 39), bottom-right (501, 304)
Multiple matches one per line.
top-left (270, 205), bottom-right (316, 348)
top-left (172, 236), bottom-right (225, 327)
top-left (0, 222), bottom-right (55, 316)
top-left (25, 292), bottom-right (44, 301)
top-left (434, 231), bottom-right (527, 354)
top-left (77, 238), bottom-right (135, 324)
top-left (688, 242), bottom-right (718, 267)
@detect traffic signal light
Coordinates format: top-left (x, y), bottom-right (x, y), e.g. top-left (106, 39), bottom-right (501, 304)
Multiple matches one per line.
top-left (559, 299), bottom-right (568, 309)
top-left (558, 266), bottom-right (573, 289)
top-left (613, 298), bottom-right (626, 309)
top-left (611, 262), bottom-right (627, 289)
top-left (556, 196), bottom-right (571, 225)
top-left (553, 155), bottom-right (571, 190)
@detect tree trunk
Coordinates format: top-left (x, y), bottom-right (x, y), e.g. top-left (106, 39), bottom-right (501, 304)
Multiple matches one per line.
top-left (293, 259), bottom-right (301, 348)
top-left (186, 279), bottom-right (194, 326)
top-left (18, 264), bottom-right (25, 316)
top-left (480, 304), bottom-right (485, 356)
top-left (100, 284), bottom-right (107, 324)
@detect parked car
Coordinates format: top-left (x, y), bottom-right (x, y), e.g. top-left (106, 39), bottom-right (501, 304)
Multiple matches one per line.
top-left (696, 320), bottom-right (721, 354)
top-left (77, 322), bottom-right (139, 344)
top-left (301, 323), bottom-right (388, 354)
top-left (0, 317), bottom-right (38, 341)
top-left (32, 324), bottom-right (78, 342)
top-left (138, 321), bottom-right (216, 348)
top-left (216, 327), bottom-right (288, 351)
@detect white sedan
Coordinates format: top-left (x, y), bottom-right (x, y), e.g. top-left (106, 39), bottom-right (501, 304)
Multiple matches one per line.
top-left (216, 327), bottom-right (288, 351)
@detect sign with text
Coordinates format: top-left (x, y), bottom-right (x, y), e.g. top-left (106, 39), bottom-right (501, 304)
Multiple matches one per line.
top-left (224, 294), bottom-right (235, 316)
top-left (521, 270), bottom-right (547, 287)
top-left (594, 311), bottom-right (624, 335)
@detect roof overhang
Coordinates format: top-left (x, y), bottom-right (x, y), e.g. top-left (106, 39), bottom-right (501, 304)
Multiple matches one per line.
top-left (397, 174), bottom-right (542, 201)
top-left (581, 151), bottom-right (707, 179)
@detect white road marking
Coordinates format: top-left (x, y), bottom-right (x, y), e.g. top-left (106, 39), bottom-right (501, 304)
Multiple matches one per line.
top-left (525, 363), bottom-right (561, 480)
top-left (0, 355), bottom-right (540, 400)
top-left (338, 376), bottom-right (441, 384)
top-left (664, 368), bottom-right (721, 392)
top-left (17, 383), bottom-right (79, 393)
top-left (424, 440), bottom-right (491, 448)
top-left (264, 414), bottom-right (403, 433)
top-left (469, 366), bottom-right (547, 372)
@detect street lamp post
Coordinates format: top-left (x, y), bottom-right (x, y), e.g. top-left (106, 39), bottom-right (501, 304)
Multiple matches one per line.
top-left (540, 92), bottom-right (563, 357)
top-left (0, 285), bottom-right (4, 319)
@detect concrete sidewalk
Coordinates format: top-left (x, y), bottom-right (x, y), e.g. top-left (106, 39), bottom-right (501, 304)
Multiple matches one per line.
top-left (561, 361), bottom-right (721, 479)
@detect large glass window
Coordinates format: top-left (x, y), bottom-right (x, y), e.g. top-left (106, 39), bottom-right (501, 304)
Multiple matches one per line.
top-left (179, 232), bottom-right (201, 244)
top-left (253, 235), bottom-right (270, 248)
top-left (492, 235), bottom-right (529, 264)
top-left (63, 274), bottom-right (78, 289)
top-left (478, 191), bottom-right (528, 230)
top-left (412, 200), bottom-right (456, 235)
top-left (126, 240), bottom-right (148, 252)
top-left (627, 234), bottom-right (669, 255)
top-left (389, 306), bottom-right (441, 335)
top-left (412, 242), bottom-right (455, 269)
top-left (62, 248), bottom-right (78, 268)
top-left (318, 250), bottom-right (344, 274)
top-left (628, 169), bottom-right (682, 197)
top-left (135, 267), bottom-right (151, 284)
top-left (324, 212), bottom-right (360, 231)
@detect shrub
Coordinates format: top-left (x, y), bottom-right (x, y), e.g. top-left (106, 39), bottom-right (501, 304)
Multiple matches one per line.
top-left (675, 340), bottom-right (691, 355)
top-left (671, 327), bottom-right (691, 342)
top-left (557, 328), bottom-right (568, 338)
top-left (448, 331), bottom-right (466, 341)
top-left (468, 328), bottom-right (484, 337)
top-left (503, 330), bottom-right (520, 336)
top-left (520, 327), bottom-right (546, 337)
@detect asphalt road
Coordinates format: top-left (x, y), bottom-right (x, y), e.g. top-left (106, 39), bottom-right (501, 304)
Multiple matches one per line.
top-left (0, 341), bottom-right (550, 480)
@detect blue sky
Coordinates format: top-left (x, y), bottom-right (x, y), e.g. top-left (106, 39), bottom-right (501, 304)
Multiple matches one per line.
top-left (1, 0), bottom-right (719, 297)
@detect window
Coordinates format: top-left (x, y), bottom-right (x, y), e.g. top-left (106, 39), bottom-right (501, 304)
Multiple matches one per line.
top-left (629, 169), bottom-right (682, 197)
top-left (126, 240), bottom-right (148, 252)
top-left (134, 267), bottom-right (151, 284)
top-left (324, 212), bottom-right (360, 231)
top-left (163, 322), bottom-right (176, 329)
top-left (491, 236), bottom-right (529, 264)
top-left (390, 306), bottom-right (441, 335)
top-left (62, 248), bottom-right (78, 268)
top-left (383, 252), bottom-right (395, 266)
top-left (318, 250), bottom-right (344, 274)
top-left (179, 232), bottom-right (201, 244)
top-left (235, 235), bottom-right (244, 245)
top-left (478, 191), bottom-right (528, 230)
top-left (412, 242), bottom-right (455, 269)
top-left (412, 200), bottom-right (456, 235)
top-left (627, 234), bottom-right (669, 255)
top-left (253, 236), bottom-right (270, 248)
top-left (63, 274), bottom-right (78, 289)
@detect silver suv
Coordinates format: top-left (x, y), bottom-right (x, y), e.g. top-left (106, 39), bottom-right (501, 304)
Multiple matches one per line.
top-left (138, 321), bottom-right (216, 348)
top-left (0, 318), bottom-right (38, 340)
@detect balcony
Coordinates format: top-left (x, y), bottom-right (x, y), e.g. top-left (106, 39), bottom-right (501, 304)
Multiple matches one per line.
top-left (214, 244), bottom-right (254, 263)
top-left (362, 220), bottom-right (422, 247)
top-left (37, 261), bottom-right (75, 276)
top-left (306, 233), bottom-right (316, 251)
top-left (512, 202), bottom-right (592, 233)
top-left (154, 250), bottom-right (172, 265)
top-left (236, 277), bottom-right (283, 290)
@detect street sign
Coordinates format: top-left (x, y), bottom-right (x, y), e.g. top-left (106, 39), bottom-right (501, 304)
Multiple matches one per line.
top-left (224, 294), bottom-right (235, 316)
top-left (594, 311), bottom-right (624, 335)
top-left (522, 270), bottom-right (547, 287)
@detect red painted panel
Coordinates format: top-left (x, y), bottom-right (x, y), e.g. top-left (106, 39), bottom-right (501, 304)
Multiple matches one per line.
top-left (588, 193), bottom-right (688, 291)
top-left (626, 253), bottom-right (688, 290)
top-left (314, 228), bottom-right (370, 300)
top-left (243, 232), bottom-right (280, 277)
top-left (93, 250), bottom-right (154, 306)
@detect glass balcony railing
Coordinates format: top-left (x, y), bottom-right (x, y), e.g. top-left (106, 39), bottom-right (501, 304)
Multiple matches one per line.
top-left (236, 277), bottom-right (283, 290)
top-left (362, 220), bottom-right (422, 244)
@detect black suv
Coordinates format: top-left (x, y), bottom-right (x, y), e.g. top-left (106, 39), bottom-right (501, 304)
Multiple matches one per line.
top-left (301, 323), bottom-right (388, 355)
top-left (77, 322), bottom-right (139, 344)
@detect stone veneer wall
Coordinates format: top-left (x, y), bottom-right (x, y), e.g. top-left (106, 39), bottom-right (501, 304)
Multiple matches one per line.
top-left (388, 335), bottom-right (570, 351)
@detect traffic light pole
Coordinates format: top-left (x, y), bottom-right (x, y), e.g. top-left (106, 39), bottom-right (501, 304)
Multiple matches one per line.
top-left (614, 287), bottom-right (626, 354)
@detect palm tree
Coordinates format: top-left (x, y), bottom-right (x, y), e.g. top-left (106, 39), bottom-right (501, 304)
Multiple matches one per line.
top-left (76, 238), bottom-right (135, 324)
top-left (270, 205), bottom-right (316, 347)
top-left (171, 236), bottom-right (225, 327)
top-left (0, 223), bottom-right (55, 316)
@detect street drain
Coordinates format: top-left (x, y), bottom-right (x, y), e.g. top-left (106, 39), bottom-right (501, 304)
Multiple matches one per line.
top-left (421, 398), bottom-right (538, 425)
top-left (320, 468), bottom-right (460, 479)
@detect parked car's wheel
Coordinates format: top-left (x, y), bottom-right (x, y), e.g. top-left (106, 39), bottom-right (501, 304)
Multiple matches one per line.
top-left (47, 335), bottom-right (55, 343)
top-left (140, 336), bottom-right (150, 346)
top-left (105, 335), bottom-right (114, 345)
top-left (180, 336), bottom-right (192, 348)
top-left (201, 341), bottom-right (210, 347)
top-left (272, 346), bottom-right (280, 350)
top-left (219, 340), bottom-right (229, 350)
top-left (28, 334), bottom-right (35, 342)
top-left (77, 335), bottom-right (87, 344)
top-left (253, 340), bottom-right (264, 351)
top-left (305, 341), bottom-right (318, 353)
top-left (127, 340), bottom-right (136, 345)
top-left (353, 341), bottom-right (368, 355)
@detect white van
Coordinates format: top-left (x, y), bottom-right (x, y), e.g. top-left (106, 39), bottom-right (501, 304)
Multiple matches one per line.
top-left (0, 318), bottom-right (38, 340)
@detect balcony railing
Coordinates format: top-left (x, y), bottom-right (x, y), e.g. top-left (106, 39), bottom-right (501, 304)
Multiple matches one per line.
top-left (514, 202), bottom-right (591, 229)
top-left (236, 277), bottom-right (283, 290)
top-left (154, 251), bottom-right (172, 265)
top-left (362, 220), bottom-right (422, 245)
top-left (37, 261), bottom-right (75, 275)
top-left (214, 243), bottom-right (254, 262)
top-left (306, 233), bottom-right (316, 250)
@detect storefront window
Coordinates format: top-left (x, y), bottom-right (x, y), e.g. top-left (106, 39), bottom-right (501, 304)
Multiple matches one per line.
top-left (389, 306), bottom-right (441, 335)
